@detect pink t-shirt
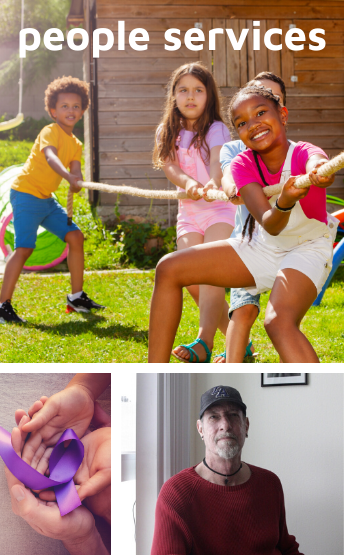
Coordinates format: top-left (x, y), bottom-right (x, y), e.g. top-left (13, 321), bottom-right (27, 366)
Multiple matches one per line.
top-left (230, 142), bottom-right (328, 224)
top-left (177, 121), bottom-right (230, 174)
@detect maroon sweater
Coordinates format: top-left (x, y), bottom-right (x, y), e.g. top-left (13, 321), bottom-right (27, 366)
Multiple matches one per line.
top-left (151, 464), bottom-right (303, 555)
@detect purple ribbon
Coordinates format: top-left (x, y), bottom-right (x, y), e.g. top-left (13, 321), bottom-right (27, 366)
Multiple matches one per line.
top-left (0, 426), bottom-right (84, 516)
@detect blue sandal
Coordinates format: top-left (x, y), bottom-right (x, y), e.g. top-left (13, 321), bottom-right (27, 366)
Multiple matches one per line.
top-left (172, 338), bottom-right (212, 363)
top-left (244, 340), bottom-right (258, 363)
top-left (213, 350), bottom-right (226, 363)
top-left (213, 340), bottom-right (258, 363)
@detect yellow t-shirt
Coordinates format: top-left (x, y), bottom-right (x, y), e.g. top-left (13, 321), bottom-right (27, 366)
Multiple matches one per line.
top-left (11, 123), bottom-right (82, 199)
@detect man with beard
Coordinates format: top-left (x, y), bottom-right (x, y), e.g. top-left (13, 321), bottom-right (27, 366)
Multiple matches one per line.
top-left (151, 385), bottom-right (303, 555)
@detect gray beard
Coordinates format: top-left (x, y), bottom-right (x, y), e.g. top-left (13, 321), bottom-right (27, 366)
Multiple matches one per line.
top-left (216, 441), bottom-right (240, 460)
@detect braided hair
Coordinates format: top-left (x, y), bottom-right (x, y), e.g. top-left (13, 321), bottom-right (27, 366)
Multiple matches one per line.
top-left (227, 86), bottom-right (284, 242)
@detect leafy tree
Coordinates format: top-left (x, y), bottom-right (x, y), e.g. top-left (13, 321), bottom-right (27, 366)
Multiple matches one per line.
top-left (0, 0), bottom-right (71, 93)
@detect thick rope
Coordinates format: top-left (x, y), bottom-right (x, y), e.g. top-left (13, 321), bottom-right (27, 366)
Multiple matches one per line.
top-left (67, 187), bottom-right (74, 225)
top-left (66, 151), bottom-right (344, 223)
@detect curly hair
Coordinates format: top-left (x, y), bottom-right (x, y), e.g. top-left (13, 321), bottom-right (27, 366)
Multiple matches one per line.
top-left (44, 76), bottom-right (90, 119)
top-left (227, 86), bottom-right (286, 243)
top-left (153, 62), bottom-right (224, 169)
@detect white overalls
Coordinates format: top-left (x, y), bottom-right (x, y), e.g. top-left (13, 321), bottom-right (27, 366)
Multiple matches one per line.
top-left (227, 142), bottom-right (339, 295)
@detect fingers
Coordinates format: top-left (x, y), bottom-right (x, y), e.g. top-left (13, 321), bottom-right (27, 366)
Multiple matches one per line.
top-left (5, 467), bottom-right (38, 519)
top-left (15, 409), bottom-right (27, 426)
top-left (39, 489), bottom-right (56, 502)
top-left (32, 445), bottom-right (53, 475)
top-left (11, 427), bottom-right (24, 456)
top-left (21, 431), bottom-right (44, 465)
top-left (308, 170), bottom-right (334, 188)
top-left (27, 399), bottom-right (45, 420)
top-left (11, 414), bottom-right (31, 455)
top-left (22, 397), bottom-right (58, 433)
top-left (77, 469), bottom-right (111, 502)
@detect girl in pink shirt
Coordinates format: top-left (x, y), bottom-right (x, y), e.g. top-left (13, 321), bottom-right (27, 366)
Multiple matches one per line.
top-left (153, 62), bottom-right (236, 363)
top-left (149, 86), bottom-right (337, 363)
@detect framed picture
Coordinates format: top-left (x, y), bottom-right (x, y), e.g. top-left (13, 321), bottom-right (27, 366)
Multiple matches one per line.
top-left (261, 373), bottom-right (308, 387)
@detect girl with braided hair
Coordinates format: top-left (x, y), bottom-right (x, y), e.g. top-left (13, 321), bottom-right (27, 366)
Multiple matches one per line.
top-left (148, 85), bottom-right (338, 363)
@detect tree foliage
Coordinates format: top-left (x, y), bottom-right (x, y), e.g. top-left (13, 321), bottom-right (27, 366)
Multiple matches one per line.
top-left (0, 0), bottom-right (70, 92)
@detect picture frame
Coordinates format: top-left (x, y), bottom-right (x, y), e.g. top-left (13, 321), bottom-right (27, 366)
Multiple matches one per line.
top-left (261, 373), bottom-right (308, 387)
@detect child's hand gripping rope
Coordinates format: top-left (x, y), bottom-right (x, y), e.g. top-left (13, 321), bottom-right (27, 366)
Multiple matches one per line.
top-left (65, 151), bottom-right (344, 223)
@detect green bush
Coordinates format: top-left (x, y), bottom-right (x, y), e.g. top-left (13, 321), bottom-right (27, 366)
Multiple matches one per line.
top-left (113, 220), bottom-right (176, 268)
top-left (56, 185), bottom-right (176, 270)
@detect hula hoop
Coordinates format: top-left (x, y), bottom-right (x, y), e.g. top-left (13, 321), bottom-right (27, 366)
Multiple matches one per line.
top-left (332, 208), bottom-right (344, 223)
top-left (0, 212), bottom-right (69, 270)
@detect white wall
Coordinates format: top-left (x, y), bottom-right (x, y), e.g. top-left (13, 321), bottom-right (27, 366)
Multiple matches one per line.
top-left (190, 372), bottom-right (343, 555)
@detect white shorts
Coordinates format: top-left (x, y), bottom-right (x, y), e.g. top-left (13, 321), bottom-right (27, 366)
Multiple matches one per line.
top-left (227, 234), bottom-right (333, 296)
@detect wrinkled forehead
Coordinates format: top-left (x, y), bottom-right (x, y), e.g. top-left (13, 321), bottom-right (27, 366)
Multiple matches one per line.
top-left (203, 401), bottom-right (244, 417)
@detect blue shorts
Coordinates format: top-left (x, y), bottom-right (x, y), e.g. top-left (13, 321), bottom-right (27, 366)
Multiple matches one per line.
top-left (229, 287), bottom-right (261, 319)
top-left (10, 189), bottom-right (80, 249)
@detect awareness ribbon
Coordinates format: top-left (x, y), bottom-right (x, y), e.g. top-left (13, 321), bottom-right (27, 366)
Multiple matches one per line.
top-left (0, 426), bottom-right (84, 516)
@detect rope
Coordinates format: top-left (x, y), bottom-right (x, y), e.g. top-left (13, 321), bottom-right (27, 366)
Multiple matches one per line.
top-left (66, 150), bottom-right (344, 224)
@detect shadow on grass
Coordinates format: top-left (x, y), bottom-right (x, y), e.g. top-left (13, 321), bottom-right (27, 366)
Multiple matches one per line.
top-left (32, 316), bottom-right (148, 344)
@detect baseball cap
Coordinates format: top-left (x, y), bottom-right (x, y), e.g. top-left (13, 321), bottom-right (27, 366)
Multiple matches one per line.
top-left (199, 385), bottom-right (247, 419)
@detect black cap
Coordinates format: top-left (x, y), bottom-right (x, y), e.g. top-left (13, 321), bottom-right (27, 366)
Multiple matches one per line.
top-left (199, 385), bottom-right (247, 419)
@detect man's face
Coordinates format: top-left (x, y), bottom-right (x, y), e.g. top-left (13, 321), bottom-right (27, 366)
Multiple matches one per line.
top-left (197, 402), bottom-right (249, 460)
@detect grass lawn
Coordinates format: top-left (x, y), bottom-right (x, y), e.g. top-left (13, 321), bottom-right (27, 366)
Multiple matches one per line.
top-left (0, 266), bottom-right (343, 363)
top-left (0, 138), bottom-right (343, 363)
top-left (0, 140), bottom-right (34, 172)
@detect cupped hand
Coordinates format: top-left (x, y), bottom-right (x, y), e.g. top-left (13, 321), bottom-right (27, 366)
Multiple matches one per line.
top-left (14, 385), bottom-right (94, 472)
top-left (21, 384), bottom-right (95, 446)
top-left (39, 428), bottom-right (111, 523)
top-left (308, 161), bottom-right (335, 189)
top-left (6, 419), bottom-right (96, 544)
top-left (5, 467), bottom-right (95, 544)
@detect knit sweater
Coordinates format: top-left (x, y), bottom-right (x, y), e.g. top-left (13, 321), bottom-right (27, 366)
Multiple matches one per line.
top-left (151, 464), bottom-right (303, 555)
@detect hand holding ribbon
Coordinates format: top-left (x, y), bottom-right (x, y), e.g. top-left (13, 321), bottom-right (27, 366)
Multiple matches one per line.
top-left (0, 423), bottom-right (84, 516)
top-left (15, 398), bottom-right (111, 523)
top-left (39, 427), bottom-right (111, 524)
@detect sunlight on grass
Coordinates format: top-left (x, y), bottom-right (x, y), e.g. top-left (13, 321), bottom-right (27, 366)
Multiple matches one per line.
top-left (0, 268), bottom-right (343, 363)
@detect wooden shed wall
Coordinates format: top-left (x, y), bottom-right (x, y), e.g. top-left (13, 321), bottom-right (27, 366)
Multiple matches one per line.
top-left (94, 0), bottom-right (344, 222)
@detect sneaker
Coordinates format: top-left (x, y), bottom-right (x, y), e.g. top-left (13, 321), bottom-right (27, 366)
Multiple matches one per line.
top-left (66, 292), bottom-right (106, 313)
top-left (0, 300), bottom-right (26, 323)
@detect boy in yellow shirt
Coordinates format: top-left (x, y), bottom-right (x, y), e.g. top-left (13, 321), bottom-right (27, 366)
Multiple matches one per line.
top-left (0, 76), bottom-right (105, 323)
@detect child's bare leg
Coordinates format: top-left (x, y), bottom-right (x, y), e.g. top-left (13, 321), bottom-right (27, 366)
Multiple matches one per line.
top-left (225, 305), bottom-right (259, 363)
top-left (172, 232), bottom-right (203, 360)
top-left (65, 230), bottom-right (84, 294)
top-left (148, 241), bottom-right (255, 363)
top-left (264, 269), bottom-right (319, 363)
top-left (0, 248), bottom-right (33, 302)
top-left (173, 224), bottom-right (232, 362)
top-left (196, 223), bottom-right (232, 360)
